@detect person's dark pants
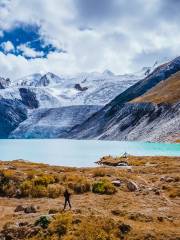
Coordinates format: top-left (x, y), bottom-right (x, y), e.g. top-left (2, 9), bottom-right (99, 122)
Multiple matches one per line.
top-left (63, 198), bottom-right (71, 210)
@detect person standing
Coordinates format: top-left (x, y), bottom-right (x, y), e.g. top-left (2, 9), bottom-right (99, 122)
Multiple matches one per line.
top-left (63, 189), bottom-right (72, 210)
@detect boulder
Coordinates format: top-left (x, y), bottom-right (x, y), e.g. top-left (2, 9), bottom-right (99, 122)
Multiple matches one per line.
top-left (14, 205), bottom-right (24, 212)
top-left (127, 181), bottom-right (138, 191)
top-left (111, 180), bottom-right (121, 187)
top-left (19, 222), bottom-right (29, 227)
top-left (24, 205), bottom-right (37, 214)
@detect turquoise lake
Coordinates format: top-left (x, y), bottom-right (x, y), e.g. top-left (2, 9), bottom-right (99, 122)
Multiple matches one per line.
top-left (0, 139), bottom-right (179, 167)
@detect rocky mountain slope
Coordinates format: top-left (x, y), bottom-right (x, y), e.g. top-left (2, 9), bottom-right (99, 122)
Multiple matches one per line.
top-left (0, 57), bottom-right (179, 141)
top-left (0, 70), bottom-right (140, 138)
top-left (9, 105), bottom-right (101, 138)
top-left (0, 99), bottom-right (27, 138)
top-left (67, 56), bottom-right (180, 142)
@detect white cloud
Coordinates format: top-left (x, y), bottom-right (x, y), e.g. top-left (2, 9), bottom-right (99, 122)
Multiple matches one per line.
top-left (0, 0), bottom-right (179, 78)
top-left (1, 41), bottom-right (15, 53)
top-left (17, 44), bottom-right (44, 58)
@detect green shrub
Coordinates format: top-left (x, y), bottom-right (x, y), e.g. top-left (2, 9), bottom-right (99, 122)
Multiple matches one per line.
top-left (92, 180), bottom-right (116, 195)
top-left (35, 216), bottom-right (51, 229)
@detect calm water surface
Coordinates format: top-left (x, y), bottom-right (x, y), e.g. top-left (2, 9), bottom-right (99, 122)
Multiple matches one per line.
top-left (0, 139), bottom-right (179, 167)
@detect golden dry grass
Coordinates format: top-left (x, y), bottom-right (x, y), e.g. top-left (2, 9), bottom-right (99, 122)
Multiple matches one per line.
top-left (132, 71), bottom-right (180, 104)
top-left (0, 157), bottom-right (180, 239)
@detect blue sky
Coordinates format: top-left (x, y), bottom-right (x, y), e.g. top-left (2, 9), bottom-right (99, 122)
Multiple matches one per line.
top-left (0, 23), bottom-right (65, 59)
top-left (0, 0), bottom-right (179, 79)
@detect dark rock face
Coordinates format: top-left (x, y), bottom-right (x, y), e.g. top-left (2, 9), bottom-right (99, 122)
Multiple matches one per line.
top-left (35, 72), bottom-right (61, 87)
top-left (74, 83), bottom-right (88, 91)
top-left (0, 77), bottom-right (11, 89)
top-left (67, 57), bottom-right (180, 142)
top-left (0, 99), bottom-right (27, 138)
top-left (19, 88), bottom-right (39, 109)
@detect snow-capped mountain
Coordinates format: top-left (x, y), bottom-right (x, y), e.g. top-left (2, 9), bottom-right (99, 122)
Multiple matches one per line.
top-left (0, 56), bottom-right (179, 140)
top-left (67, 56), bottom-right (180, 142)
top-left (0, 70), bottom-right (140, 108)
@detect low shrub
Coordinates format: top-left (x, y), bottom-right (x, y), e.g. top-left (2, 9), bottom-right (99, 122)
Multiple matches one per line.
top-left (48, 213), bottom-right (72, 237)
top-left (92, 179), bottom-right (117, 195)
top-left (92, 168), bottom-right (107, 177)
top-left (20, 180), bottom-right (33, 197)
top-left (33, 174), bottom-right (56, 187)
top-left (47, 184), bottom-right (64, 198)
top-left (31, 185), bottom-right (48, 198)
top-left (35, 216), bottom-right (51, 229)
top-left (72, 181), bottom-right (91, 194)
top-left (74, 216), bottom-right (118, 240)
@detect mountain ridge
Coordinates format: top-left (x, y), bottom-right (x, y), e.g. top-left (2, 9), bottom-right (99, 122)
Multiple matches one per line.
top-left (66, 56), bottom-right (180, 142)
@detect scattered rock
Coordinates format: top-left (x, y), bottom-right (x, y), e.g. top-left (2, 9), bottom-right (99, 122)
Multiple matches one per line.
top-left (19, 222), bottom-right (29, 227)
top-left (24, 205), bottom-right (37, 214)
top-left (15, 189), bottom-right (22, 198)
top-left (111, 209), bottom-right (127, 216)
top-left (111, 180), bottom-right (121, 187)
top-left (127, 181), bottom-right (138, 191)
top-left (15, 205), bottom-right (24, 212)
top-left (48, 208), bottom-right (59, 214)
top-left (128, 212), bottom-right (153, 222)
top-left (160, 176), bottom-right (175, 182)
top-left (1, 226), bottom-right (40, 239)
top-left (157, 216), bottom-right (164, 222)
top-left (119, 223), bottom-right (131, 234)
top-left (166, 216), bottom-right (174, 222)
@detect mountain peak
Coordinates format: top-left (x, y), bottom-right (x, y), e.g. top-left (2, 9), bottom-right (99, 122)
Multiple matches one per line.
top-left (0, 77), bottom-right (11, 89)
top-left (103, 69), bottom-right (114, 76)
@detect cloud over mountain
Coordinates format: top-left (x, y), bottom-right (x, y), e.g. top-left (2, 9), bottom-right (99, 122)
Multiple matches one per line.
top-left (0, 0), bottom-right (179, 79)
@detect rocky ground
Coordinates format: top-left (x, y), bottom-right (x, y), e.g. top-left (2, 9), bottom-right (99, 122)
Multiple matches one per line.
top-left (0, 156), bottom-right (180, 239)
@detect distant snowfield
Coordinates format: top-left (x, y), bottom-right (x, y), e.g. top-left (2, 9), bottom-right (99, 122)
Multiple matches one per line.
top-left (0, 71), bottom-right (141, 108)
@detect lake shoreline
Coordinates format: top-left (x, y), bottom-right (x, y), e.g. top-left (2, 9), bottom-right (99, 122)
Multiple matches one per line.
top-left (0, 139), bottom-right (180, 167)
